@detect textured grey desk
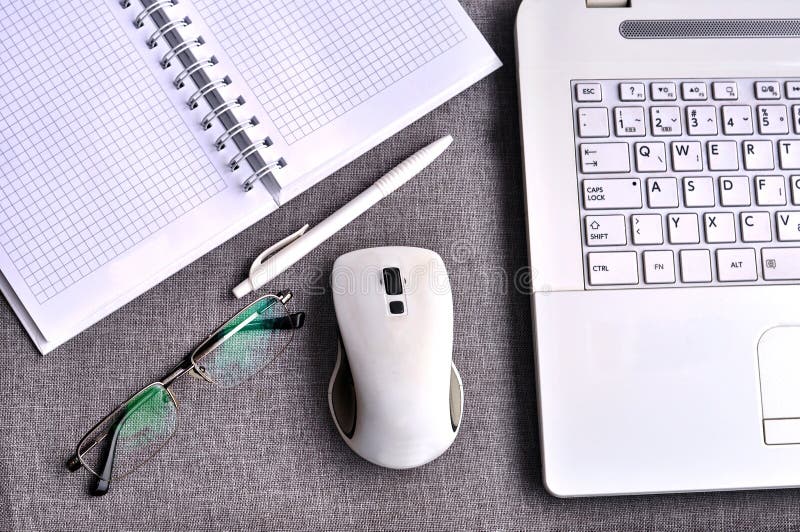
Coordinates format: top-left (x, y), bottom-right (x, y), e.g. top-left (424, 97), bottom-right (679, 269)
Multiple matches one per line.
top-left (2, 1), bottom-right (798, 529)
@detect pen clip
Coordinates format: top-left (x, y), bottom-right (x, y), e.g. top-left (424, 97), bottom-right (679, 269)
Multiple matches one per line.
top-left (249, 224), bottom-right (310, 280)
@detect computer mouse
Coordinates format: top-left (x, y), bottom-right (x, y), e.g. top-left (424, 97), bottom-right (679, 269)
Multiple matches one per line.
top-left (328, 247), bottom-right (463, 469)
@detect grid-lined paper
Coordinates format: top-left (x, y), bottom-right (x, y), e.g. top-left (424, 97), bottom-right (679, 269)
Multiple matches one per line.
top-left (0, 0), bottom-right (226, 303)
top-left (194, 0), bottom-right (466, 144)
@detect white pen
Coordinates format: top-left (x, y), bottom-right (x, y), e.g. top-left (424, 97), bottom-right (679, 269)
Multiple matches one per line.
top-left (233, 135), bottom-right (454, 299)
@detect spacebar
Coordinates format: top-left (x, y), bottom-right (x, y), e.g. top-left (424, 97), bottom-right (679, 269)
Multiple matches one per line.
top-left (762, 248), bottom-right (800, 280)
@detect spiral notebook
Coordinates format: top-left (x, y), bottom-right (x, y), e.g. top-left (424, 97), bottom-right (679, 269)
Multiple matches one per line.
top-left (0, 0), bottom-right (499, 353)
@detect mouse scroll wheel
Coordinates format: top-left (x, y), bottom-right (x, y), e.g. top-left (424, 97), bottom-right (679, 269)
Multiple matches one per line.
top-left (382, 267), bottom-right (403, 295)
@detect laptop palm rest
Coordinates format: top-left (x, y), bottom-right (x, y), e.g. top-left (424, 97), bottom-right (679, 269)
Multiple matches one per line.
top-left (533, 286), bottom-right (800, 496)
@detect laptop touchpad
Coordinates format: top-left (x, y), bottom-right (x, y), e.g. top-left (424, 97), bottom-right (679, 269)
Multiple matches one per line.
top-left (758, 327), bottom-right (800, 445)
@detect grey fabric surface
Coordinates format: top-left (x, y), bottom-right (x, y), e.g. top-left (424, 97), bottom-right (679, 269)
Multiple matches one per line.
top-left (2, 1), bottom-right (800, 530)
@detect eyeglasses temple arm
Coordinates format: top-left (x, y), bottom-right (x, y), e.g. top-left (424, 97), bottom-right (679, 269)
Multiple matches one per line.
top-left (91, 413), bottom-right (127, 496)
top-left (238, 312), bottom-right (306, 332)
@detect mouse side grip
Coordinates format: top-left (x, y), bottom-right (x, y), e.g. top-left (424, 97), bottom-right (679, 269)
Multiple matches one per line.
top-left (449, 363), bottom-right (463, 432)
top-left (331, 339), bottom-right (357, 438)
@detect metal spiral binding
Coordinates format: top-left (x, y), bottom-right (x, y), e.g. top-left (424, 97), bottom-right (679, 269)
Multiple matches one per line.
top-left (229, 139), bottom-right (273, 171)
top-left (215, 118), bottom-right (257, 150)
top-left (147, 16), bottom-right (190, 48)
top-left (125, 0), bottom-right (284, 193)
top-left (173, 57), bottom-right (216, 89)
top-left (242, 160), bottom-right (285, 192)
top-left (201, 97), bottom-right (244, 130)
top-left (134, 0), bottom-right (174, 28)
top-left (161, 37), bottom-right (203, 69)
top-left (188, 76), bottom-right (230, 110)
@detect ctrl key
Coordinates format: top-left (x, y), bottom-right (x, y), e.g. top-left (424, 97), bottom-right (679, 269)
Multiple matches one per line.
top-left (587, 252), bottom-right (639, 286)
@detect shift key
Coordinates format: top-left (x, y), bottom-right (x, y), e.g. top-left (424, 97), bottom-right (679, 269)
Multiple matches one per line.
top-left (583, 178), bottom-right (643, 209)
top-left (580, 143), bottom-right (631, 173)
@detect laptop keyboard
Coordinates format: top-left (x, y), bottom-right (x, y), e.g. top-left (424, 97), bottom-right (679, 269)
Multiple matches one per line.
top-left (572, 78), bottom-right (800, 288)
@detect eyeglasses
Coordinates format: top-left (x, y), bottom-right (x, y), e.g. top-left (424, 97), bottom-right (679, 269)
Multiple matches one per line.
top-left (66, 291), bottom-right (305, 496)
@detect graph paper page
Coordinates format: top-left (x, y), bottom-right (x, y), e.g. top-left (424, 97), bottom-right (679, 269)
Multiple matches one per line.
top-left (193, 0), bottom-right (501, 201)
top-left (0, 0), bottom-right (276, 351)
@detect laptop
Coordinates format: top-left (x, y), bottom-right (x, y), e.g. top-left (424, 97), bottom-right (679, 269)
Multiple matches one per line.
top-left (516, 0), bottom-right (800, 496)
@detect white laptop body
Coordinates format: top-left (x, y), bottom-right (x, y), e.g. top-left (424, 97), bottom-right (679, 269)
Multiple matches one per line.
top-left (516, 0), bottom-right (800, 496)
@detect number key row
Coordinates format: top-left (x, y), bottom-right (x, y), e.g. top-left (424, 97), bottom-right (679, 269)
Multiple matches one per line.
top-left (577, 105), bottom-right (800, 138)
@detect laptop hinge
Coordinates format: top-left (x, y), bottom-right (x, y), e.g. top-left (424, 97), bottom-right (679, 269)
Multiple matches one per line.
top-left (586, 0), bottom-right (630, 7)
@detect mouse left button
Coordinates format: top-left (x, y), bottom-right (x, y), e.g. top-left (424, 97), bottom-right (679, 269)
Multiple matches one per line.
top-left (383, 267), bottom-right (403, 295)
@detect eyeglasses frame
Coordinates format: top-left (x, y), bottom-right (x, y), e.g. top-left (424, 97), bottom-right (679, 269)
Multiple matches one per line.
top-left (66, 290), bottom-right (301, 495)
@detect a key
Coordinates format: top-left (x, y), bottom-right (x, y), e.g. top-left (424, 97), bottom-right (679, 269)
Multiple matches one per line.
top-left (585, 215), bottom-right (627, 246)
top-left (707, 141), bottom-right (739, 171)
top-left (646, 177), bottom-right (679, 208)
top-left (577, 107), bottom-right (610, 138)
top-left (680, 249), bottom-right (712, 283)
top-left (713, 82), bottom-right (738, 100)
top-left (757, 105), bottom-right (789, 135)
top-left (643, 250), bottom-right (675, 284)
top-left (793, 106), bottom-right (800, 134)
top-left (634, 142), bottom-right (667, 172)
top-left (576, 83), bottom-right (602, 102)
top-left (762, 248), bottom-right (800, 280)
top-left (716, 249), bottom-right (758, 282)
top-left (722, 106), bottom-right (753, 135)
top-left (614, 107), bottom-right (646, 137)
top-left (755, 81), bottom-right (781, 100)
top-left (776, 212), bottom-right (800, 241)
top-left (686, 106), bottom-right (717, 135)
top-left (741, 212), bottom-right (772, 242)
top-left (582, 178), bottom-right (642, 209)
top-left (683, 177), bottom-right (715, 207)
top-left (682, 82), bottom-right (708, 101)
top-left (631, 214), bottom-right (663, 245)
top-left (619, 82), bottom-right (645, 101)
top-left (671, 141), bottom-right (703, 171)
top-left (651, 106), bottom-right (682, 136)
top-left (787, 81), bottom-right (800, 100)
top-left (778, 140), bottom-right (800, 170)
top-left (755, 176), bottom-right (787, 206)
top-left (704, 212), bottom-right (736, 243)
top-left (719, 176), bottom-right (751, 206)
top-left (580, 143), bottom-right (630, 174)
top-left (743, 140), bottom-right (775, 171)
top-left (587, 252), bottom-right (639, 285)
top-left (668, 213), bottom-right (700, 244)
top-left (651, 82), bottom-right (677, 101)
top-left (792, 176), bottom-right (800, 205)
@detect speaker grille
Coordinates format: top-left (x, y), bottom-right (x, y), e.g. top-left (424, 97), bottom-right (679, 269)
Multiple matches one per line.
top-left (619, 19), bottom-right (800, 39)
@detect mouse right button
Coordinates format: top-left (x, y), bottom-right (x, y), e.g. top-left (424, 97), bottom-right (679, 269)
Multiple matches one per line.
top-left (758, 326), bottom-right (800, 445)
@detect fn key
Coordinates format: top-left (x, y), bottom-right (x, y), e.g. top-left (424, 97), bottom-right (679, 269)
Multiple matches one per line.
top-left (588, 252), bottom-right (639, 285)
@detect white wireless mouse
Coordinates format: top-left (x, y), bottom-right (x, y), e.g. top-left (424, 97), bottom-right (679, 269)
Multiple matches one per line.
top-left (328, 247), bottom-right (463, 469)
